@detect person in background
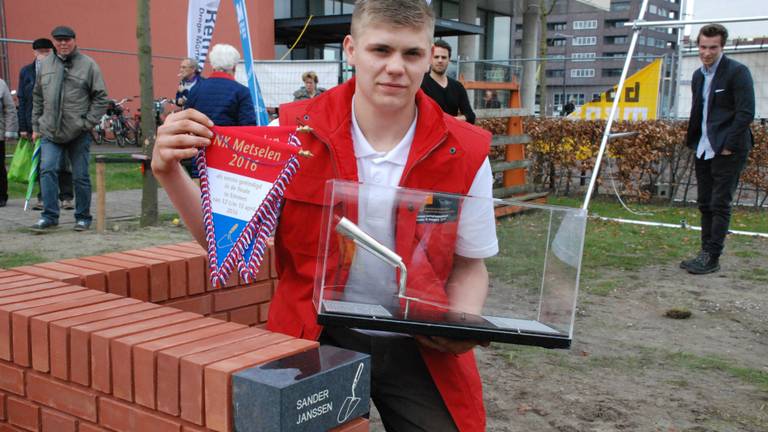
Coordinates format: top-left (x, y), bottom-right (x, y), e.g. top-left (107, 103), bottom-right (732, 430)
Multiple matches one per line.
top-left (175, 57), bottom-right (203, 108)
top-left (18, 37), bottom-right (74, 211)
top-left (31, 25), bottom-right (108, 231)
top-left (151, 1), bottom-right (497, 430)
top-left (293, 71), bottom-right (326, 101)
top-left (562, 99), bottom-right (575, 117)
top-left (0, 77), bottom-right (18, 207)
top-left (421, 39), bottom-right (476, 124)
top-left (680, 23), bottom-right (755, 275)
top-left (482, 90), bottom-right (501, 109)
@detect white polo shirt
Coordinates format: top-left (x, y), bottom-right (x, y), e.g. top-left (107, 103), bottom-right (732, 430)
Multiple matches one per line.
top-left (344, 98), bottom-right (498, 308)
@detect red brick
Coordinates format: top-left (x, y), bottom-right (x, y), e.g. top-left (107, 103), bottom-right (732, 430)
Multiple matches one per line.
top-left (212, 282), bottom-right (272, 313)
top-left (163, 295), bottom-right (212, 316)
top-left (76, 423), bottom-right (108, 432)
top-left (48, 302), bottom-right (159, 382)
top-left (40, 409), bottom-right (76, 432)
top-left (0, 391), bottom-right (6, 420)
top-left (330, 417), bottom-right (370, 432)
top-left (0, 424), bottom-right (26, 432)
top-left (0, 270), bottom-right (25, 280)
top-left (0, 282), bottom-right (71, 303)
top-left (33, 263), bottom-right (105, 292)
top-left (110, 317), bottom-right (221, 402)
top-left (227, 305), bottom-right (259, 326)
top-left (133, 322), bottom-right (244, 409)
top-left (26, 373), bottom-right (97, 423)
top-left (0, 281), bottom-right (71, 299)
top-left (258, 302), bottom-right (270, 323)
top-left (58, 259), bottom-right (128, 297)
top-left (81, 256), bottom-right (149, 302)
top-left (209, 312), bottom-right (228, 321)
top-left (0, 276), bottom-right (41, 291)
top-left (12, 294), bottom-right (119, 367)
top-left (123, 250), bottom-right (187, 300)
top-left (90, 311), bottom-right (198, 394)
top-left (180, 332), bottom-right (293, 425)
top-left (146, 246), bottom-right (206, 296)
top-left (98, 398), bottom-right (181, 432)
top-left (30, 297), bottom-right (141, 373)
top-left (0, 362), bottom-right (25, 395)
top-left (67, 306), bottom-right (175, 386)
top-left (181, 425), bottom-right (208, 432)
top-left (155, 327), bottom-right (266, 416)
top-left (6, 397), bottom-right (39, 431)
top-left (11, 265), bottom-right (81, 285)
top-left (103, 253), bottom-right (169, 302)
top-left (204, 338), bottom-right (317, 432)
top-left (0, 288), bottom-right (94, 361)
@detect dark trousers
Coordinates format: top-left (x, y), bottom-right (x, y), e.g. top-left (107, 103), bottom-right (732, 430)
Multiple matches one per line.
top-left (694, 151), bottom-right (749, 257)
top-left (36, 152), bottom-right (73, 201)
top-left (1, 140), bottom-right (7, 202)
top-left (320, 327), bottom-right (458, 432)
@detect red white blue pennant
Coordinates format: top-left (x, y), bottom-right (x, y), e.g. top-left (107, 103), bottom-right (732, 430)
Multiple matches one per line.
top-left (198, 126), bottom-right (306, 288)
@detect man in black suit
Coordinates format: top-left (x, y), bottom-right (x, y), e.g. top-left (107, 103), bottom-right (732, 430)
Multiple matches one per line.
top-left (681, 24), bottom-right (755, 274)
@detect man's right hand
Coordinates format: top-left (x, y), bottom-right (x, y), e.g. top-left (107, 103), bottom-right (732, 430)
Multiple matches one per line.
top-left (151, 109), bottom-right (214, 176)
top-left (19, 132), bottom-right (28, 138)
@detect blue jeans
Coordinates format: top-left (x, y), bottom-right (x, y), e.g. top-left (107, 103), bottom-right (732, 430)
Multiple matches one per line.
top-left (40, 133), bottom-right (92, 223)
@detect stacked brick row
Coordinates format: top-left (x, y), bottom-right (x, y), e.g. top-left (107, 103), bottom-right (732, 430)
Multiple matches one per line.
top-left (0, 244), bottom-right (370, 432)
top-left (10, 242), bottom-right (275, 327)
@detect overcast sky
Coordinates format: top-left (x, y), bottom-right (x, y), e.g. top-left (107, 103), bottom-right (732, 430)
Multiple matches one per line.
top-left (687, 0), bottom-right (767, 39)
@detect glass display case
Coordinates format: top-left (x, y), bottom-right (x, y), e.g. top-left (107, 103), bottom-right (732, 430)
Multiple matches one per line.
top-left (313, 180), bottom-right (587, 348)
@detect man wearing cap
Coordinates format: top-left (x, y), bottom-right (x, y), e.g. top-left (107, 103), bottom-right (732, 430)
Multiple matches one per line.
top-left (31, 26), bottom-right (108, 231)
top-left (18, 38), bottom-right (74, 211)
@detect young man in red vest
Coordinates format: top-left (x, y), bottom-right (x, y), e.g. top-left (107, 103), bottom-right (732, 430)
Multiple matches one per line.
top-left (152, 1), bottom-right (496, 430)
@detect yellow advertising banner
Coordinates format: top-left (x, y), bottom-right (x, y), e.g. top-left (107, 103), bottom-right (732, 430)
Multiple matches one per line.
top-left (569, 59), bottom-right (662, 121)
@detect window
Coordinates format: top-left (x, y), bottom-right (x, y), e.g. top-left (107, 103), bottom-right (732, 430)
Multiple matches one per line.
top-left (606, 19), bottom-right (629, 28)
top-left (548, 38), bottom-right (567, 47)
top-left (648, 4), bottom-right (658, 14)
top-left (638, 35), bottom-right (646, 45)
top-left (572, 52), bottom-right (596, 62)
top-left (554, 93), bottom-right (585, 106)
top-left (573, 20), bottom-right (598, 30)
top-left (548, 22), bottom-right (567, 31)
top-left (573, 36), bottom-right (597, 46)
top-left (602, 68), bottom-right (623, 77)
top-left (546, 69), bottom-right (565, 78)
top-left (656, 38), bottom-right (667, 48)
top-left (611, 2), bottom-right (631, 11)
top-left (592, 93), bottom-right (602, 102)
top-left (606, 36), bottom-right (628, 45)
top-left (603, 52), bottom-right (625, 58)
top-left (571, 68), bottom-right (595, 78)
top-left (647, 36), bottom-right (655, 46)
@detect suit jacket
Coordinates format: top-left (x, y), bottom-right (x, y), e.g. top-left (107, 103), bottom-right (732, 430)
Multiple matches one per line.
top-left (17, 62), bottom-right (36, 134)
top-left (685, 55), bottom-right (755, 154)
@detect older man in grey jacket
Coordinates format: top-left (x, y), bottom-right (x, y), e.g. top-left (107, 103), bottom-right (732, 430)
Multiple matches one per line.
top-left (32, 25), bottom-right (108, 231)
top-left (0, 78), bottom-right (19, 207)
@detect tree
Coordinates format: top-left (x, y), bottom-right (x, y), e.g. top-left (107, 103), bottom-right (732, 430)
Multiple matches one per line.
top-left (537, 0), bottom-right (559, 117)
top-left (137, 0), bottom-right (158, 226)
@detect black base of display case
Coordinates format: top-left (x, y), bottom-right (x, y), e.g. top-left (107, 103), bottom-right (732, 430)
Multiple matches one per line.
top-left (317, 301), bottom-right (571, 349)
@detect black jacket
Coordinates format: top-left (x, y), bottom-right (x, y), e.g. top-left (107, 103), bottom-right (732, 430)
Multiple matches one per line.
top-left (17, 62), bottom-right (36, 134)
top-left (685, 55), bottom-right (755, 154)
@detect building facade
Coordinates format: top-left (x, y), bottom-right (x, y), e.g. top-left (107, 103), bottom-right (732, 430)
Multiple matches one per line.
top-left (513, 0), bottom-right (681, 116)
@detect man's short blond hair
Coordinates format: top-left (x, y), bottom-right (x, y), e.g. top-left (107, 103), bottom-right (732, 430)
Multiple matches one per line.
top-left (302, 71), bottom-right (318, 83)
top-left (351, 0), bottom-right (435, 39)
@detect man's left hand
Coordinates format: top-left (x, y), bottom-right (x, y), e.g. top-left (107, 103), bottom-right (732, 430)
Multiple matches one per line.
top-left (414, 335), bottom-right (490, 355)
top-left (721, 148), bottom-right (733, 155)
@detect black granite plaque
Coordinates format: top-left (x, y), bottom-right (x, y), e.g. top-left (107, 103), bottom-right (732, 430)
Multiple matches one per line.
top-left (232, 345), bottom-right (370, 432)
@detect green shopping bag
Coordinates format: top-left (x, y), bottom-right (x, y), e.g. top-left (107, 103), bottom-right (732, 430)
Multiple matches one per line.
top-left (8, 137), bottom-right (34, 183)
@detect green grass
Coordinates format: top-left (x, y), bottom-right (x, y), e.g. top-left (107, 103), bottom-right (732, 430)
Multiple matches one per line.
top-left (5, 154), bottom-right (143, 200)
top-left (548, 195), bottom-right (768, 233)
top-left (0, 251), bottom-right (46, 268)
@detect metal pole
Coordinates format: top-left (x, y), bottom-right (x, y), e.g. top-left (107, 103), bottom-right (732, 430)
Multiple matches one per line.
top-left (623, 15), bottom-right (768, 28)
top-left (582, 0), bottom-right (651, 211)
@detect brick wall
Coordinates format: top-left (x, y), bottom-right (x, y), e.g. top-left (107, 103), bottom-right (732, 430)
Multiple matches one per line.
top-left (0, 244), bottom-right (369, 432)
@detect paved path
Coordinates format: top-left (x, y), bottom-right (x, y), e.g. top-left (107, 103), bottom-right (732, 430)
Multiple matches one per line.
top-left (0, 189), bottom-right (176, 231)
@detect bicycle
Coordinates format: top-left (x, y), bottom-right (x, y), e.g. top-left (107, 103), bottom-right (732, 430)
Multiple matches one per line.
top-left (98, 98), bottom-right (139, 147)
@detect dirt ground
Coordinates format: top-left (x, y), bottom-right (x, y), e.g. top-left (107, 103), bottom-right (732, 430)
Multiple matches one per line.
top-left (2, 219), bottom-right (766, 432)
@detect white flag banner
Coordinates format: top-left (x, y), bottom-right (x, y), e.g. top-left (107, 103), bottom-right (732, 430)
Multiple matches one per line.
top-left (187, 0), bottom-right (221, 68)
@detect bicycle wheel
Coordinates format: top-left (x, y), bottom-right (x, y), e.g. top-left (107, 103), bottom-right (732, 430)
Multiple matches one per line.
top-left (112, 121), bottom-right (126, 147)
top-left (122, 118), bottom-right (137, 146)
top-left (102, 117), bottom-right (117, 144)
